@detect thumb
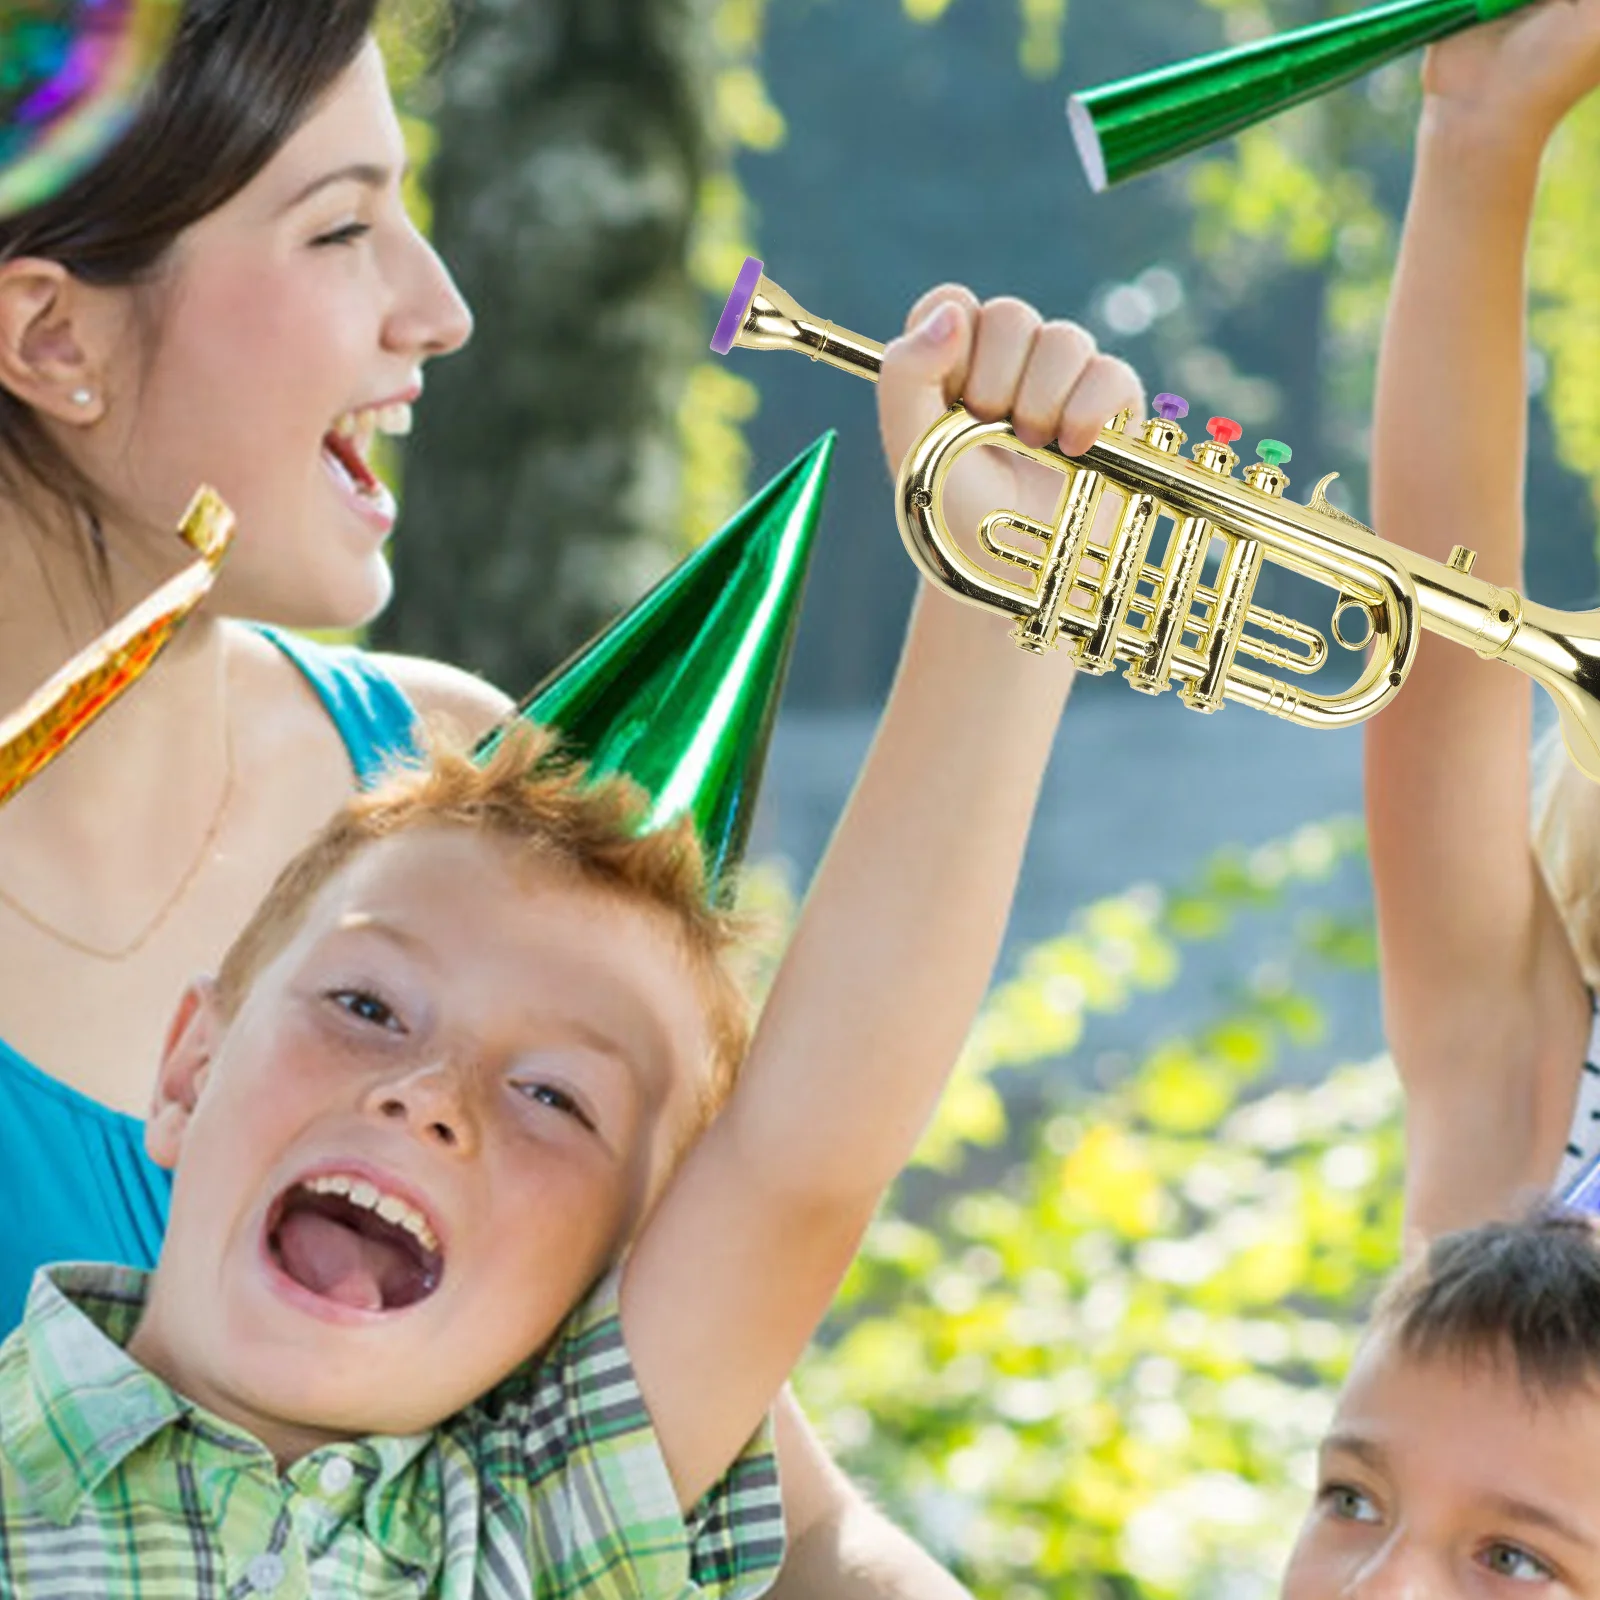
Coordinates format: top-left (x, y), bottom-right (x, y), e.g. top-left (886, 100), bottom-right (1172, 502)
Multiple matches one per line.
top-left (878, 295), bottom-right (974, 474)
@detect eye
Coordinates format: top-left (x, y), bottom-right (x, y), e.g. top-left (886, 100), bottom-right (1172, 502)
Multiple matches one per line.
top-left (1321, 1483), bottom-right (1382, 1525)
top-left (327, 988), bottom-right (402, 1031)
top-left (515, 1081), bottom-right (596, 1132)
top-left (1481, 1545), bottom-right (1555, 1583)
top-left (312, 222), bottom-right (371, 248)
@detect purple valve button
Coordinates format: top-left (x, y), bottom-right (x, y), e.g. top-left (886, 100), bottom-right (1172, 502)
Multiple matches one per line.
top-left (711, 256), bottom-right (766, 355)
top-left (1153, 392), bottom-right (1188, 422)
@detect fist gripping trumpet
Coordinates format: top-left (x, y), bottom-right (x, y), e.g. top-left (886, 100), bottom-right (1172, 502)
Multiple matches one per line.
top-left (713, 258), bottom-right (1600, 781)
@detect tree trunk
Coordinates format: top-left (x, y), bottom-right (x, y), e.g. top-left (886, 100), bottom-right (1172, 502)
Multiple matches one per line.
top-left (376, 0), bottom-right (711, 693)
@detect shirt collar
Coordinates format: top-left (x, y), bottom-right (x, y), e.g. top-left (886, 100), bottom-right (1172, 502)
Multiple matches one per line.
top-left (0, 1264), bottom-right (443, 1569)
top-left (0, 1265), bottom-right (190, 1523)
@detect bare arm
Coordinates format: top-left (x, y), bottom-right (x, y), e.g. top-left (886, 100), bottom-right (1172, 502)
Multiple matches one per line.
top-left (764, 1391), bottom-right (974, 1600)
top-left (384, 582), bottom-right (971, 1584)
top-left (369, 651), bottom-right (515, 744)
top-left (624, 289), bottom-right (1142, 1506)
top-left (1367, 3), bottom-right (1600, 1247)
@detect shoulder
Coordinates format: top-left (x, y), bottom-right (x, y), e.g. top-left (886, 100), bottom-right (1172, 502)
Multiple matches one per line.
top-left (366, 653), bottom-right (516, 746)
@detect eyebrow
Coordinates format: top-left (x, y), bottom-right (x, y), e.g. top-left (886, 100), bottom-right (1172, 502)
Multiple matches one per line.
top-left (1320, 1432), bottom-right (1385, 1470)
top-left (1482, 1495), bottom-right (1598, 1555)
top-left (332, 918), bottom-right (649, 1069)
top-left (332, 914), bottom-right (439, 965)
top-left (280, 162), bottom-right (396, 213)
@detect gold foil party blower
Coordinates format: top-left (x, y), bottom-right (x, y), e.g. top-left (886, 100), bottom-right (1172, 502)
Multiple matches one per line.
top-left (0, 486), bottom-right (235, 807)
top-left (712, 259), bottom-right (1600, 780)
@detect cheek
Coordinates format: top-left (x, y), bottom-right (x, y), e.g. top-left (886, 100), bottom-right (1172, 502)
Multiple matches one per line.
top-left (1282, 1518), bottom-right (1339, 1600)
top-left (488, 1140), bottom-right (631, 1268)
top-left (144, 255), bottom-right (363, 449)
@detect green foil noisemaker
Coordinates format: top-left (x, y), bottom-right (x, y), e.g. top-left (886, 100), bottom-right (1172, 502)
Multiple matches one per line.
top-left (1068, 0), bottom-right (1534, 192)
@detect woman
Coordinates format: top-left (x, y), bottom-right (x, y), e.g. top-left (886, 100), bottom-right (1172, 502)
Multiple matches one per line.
top-left (0, 4), bottom-right (972, 1592)
top-left (1364, 0), bottom-right (1600, 1247)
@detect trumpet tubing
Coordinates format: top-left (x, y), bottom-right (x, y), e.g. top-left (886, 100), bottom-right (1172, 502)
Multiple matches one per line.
top-left (712, 259), bottom-right (1600, 782)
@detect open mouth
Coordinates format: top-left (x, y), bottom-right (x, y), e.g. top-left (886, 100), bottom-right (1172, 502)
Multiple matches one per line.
top-left (320, 404), bottom-right (411, 506)
top-left (266, 1171), bottom-right (443, 1314)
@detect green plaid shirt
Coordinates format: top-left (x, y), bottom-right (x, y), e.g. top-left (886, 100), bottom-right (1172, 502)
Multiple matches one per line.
top-left (0, 1264), bottom-right (784, 1598)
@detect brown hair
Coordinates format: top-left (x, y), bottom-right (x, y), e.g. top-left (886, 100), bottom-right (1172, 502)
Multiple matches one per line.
top-left (0, 0), bottom-right (380, 519)
top-left (1370, 1206), bottom-right (1600, 1398)
top-left (214, 724), bottom-right (754, 1133)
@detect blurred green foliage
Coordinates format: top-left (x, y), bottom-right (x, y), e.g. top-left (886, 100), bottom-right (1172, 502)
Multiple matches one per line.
top-left (749, 820), bottom-right (1406, 1599)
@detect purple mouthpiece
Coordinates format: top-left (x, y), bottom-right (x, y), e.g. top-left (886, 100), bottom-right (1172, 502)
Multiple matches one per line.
top-left (1153, 392), bottom-right (1189, 422)
top-left (711, 256), bottom-right (766, 355)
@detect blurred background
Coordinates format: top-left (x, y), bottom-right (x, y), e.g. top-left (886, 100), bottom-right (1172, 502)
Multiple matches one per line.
top-left (370, 2), bottom-right (1600, 1594)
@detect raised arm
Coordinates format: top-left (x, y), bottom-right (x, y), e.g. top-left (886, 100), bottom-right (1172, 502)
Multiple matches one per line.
top-left (1367, 2), bottom-right (1600, 1247)
top-left (624, 288), bottom-right (1142, 1508)
top-left (763, 1390), bottom-right (975, 1600)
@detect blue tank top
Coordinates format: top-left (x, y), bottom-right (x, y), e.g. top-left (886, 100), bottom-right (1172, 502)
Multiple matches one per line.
top-left (0, 627), bottom-right (423, 1330)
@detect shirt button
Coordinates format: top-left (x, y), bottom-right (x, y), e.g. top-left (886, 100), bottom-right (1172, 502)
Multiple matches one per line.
top-left (318, 1455), bottom-right (355, 1495)
top-left (246, 1552), bottom-right (285, 1593)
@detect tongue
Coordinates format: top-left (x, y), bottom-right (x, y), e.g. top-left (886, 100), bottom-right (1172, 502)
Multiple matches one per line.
top-left (276, 1210), bottom-right (397, 1312)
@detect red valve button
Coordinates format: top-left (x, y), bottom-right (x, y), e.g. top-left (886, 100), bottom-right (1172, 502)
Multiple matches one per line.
top-left (1207, 417), bottom-right (1243, 446)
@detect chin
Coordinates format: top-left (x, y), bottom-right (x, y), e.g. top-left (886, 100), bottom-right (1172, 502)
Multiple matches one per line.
top-left (223, 558), bottom-right (395, 634)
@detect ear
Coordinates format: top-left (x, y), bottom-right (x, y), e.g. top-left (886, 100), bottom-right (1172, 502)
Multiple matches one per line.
top-left (145, 978), bottom-right (224, 1171)
top-left (0, 257), bottom-right (112, 425)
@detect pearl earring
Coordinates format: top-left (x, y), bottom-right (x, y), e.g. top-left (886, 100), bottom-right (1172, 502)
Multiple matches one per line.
top-left (69, 389), bottom-right (94, 408)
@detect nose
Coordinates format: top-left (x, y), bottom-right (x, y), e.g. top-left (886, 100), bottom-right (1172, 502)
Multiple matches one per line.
top-left (365, 1060), bottom-right (479, 1154)
top-left (384, 221), bottom-right (474, 361)
top-left (1344, 1535), bottom-right (1433, 1600)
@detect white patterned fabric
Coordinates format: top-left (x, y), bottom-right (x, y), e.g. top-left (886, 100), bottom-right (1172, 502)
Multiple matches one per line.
top-left (1557, 993), bottom-right (1600, 1193)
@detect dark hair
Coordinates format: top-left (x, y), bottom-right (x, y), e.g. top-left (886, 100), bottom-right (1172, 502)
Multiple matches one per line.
top-left (1371, 1207), bottom-right (1600, 1398)
top-left (0, 0), bottom-right (380, 514)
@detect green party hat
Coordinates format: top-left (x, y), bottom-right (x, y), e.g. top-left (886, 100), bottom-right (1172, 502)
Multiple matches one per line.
top-left (476, 432), bottom-right (835, 892)
top-left (1068, 0), bottom-right (1532, 193)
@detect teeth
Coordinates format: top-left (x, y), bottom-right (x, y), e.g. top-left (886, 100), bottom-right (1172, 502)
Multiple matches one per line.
top-left (303, 1172), bottom-right (440, 1255)
top-left (329, 403), bottom-right (413, 446)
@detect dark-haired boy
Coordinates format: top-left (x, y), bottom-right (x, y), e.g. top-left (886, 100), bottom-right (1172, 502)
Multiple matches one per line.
top-left (1285, 1209), bottom-right (1600, 1600)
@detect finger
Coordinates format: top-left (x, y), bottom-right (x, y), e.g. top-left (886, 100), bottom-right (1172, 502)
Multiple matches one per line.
top-left (903, 282), bottom-right (981, 346)
top-left (878, 292), bottom-right (978, 472)
top-left (963, 297), bottom-right (1045, 425)
top-left (1012, 320), bottom-right (1098, 450)
top-left (1056, 355), bottom-right (1145, 457)
top-left (899, 282), bottom-right (981, 408)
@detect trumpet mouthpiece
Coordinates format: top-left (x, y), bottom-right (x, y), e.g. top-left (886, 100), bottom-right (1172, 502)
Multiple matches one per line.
top-left (712, 256), bottom-right (767, 355)
top-left (708, 259), bottom-right (884, 381)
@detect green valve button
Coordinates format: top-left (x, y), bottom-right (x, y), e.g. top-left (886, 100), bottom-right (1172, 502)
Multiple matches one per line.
top-left (1256, 439), bottom-right (1292, 468)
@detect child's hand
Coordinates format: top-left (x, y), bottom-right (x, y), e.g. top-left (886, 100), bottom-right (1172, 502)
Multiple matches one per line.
top-left (1421, 0), bottom-right (1600, 148)
top-left (877, 287), bottom-right (1143, 565)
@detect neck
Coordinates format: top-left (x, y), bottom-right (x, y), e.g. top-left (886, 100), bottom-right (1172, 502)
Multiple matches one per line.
top-left (0, 487), bottom-right (194, 704)
top-left (127, 1304), bottom-right (353, 1472)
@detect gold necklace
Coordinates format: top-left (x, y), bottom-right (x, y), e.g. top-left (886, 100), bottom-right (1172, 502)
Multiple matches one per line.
top-left (0, 710), bottom-right (237, 964)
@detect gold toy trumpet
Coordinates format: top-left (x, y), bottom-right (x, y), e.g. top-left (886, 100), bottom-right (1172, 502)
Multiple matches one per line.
top-left (711, 259), bottom-right (1600, 779)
